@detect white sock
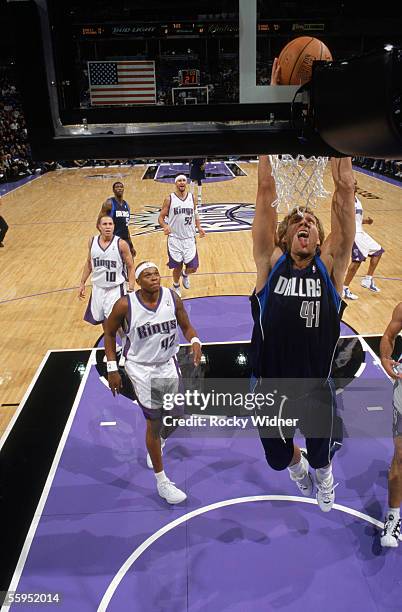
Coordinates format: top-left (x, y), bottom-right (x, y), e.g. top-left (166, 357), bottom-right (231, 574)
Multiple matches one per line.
top-left (316, 464), bottom-right (333, 486)
top-left (387, 507), bottom-right (400, 520)
top-left (182, 271), bottom-right (188, 278)
top-left (365, 275), bottom-right (372, 281)
top-left (173, 281), bottom-right (180, 288)
top-left (343, 286), bottom-right (348, 292)
top-left (288, 458), bottom-right (307, 479)
top-left (155, 470), bottom-right (167, 484)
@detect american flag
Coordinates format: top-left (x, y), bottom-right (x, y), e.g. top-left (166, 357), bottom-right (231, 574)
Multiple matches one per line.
top-left (88, 61), bottom-right (156, 106)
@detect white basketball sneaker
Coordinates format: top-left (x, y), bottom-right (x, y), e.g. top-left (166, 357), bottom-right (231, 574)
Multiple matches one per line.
top-left (288, 451), bottom-right (314, 497)
top-left (381, 514), bottom-right (401, 547)
top-left (157, 478), bottom-right (187, 504)
top-left (343, 287), bottom-right (359, 300)
top-left (146, 438), bottom-right (166, 469)
top-left (316, 479), bottom-right (338, 512)
top-left (182, 273), bottom-right (190, 289)
top-left (361, 278), bottom-right (380, 292)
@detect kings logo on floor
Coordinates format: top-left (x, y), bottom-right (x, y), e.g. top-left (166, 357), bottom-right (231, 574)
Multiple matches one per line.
top-left (131, 203), bottom-right (256, 235)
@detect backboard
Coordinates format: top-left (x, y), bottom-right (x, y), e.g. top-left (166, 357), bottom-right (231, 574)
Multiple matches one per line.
top-left (8, 0), bottom-right (402, 160)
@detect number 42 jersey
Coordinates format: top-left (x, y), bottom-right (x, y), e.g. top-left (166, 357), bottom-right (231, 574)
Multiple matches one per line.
top-left (90, 235), bottom-right (126, 288)
top-left (250, 253), bottom-right (341, 380)
top-left (124, 287), bottom-right (179, 364)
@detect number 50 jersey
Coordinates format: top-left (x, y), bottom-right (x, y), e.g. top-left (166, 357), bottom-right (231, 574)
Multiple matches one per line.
top-left (167, 192), bottom-right (196, 239)
top-left (90, 235), bottom-right (126, 288)
top-left (250, 253), bottom-right (341, 381)
top-left (124, 287), bottom-right (179, 364)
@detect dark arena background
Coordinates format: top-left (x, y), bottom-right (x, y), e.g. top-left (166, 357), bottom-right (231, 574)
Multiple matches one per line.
top-left (0, 1), bottom-right (402, 610)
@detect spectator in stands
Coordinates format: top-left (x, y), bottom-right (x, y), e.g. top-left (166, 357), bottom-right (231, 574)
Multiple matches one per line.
top-left (0, 65), bottom-right (41, 182)
top-left (352, 156), bottom-right (402, 182)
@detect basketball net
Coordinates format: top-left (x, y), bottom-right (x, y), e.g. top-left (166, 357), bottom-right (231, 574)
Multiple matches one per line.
top-left (269, 155), bottom-right (330, 213)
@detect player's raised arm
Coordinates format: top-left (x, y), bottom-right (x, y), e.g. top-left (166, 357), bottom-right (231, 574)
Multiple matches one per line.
top-left (323, 157), bottom-right (356, 293)
top-left (252, 155), bottom-right (278, 292)
top-left (158, 195), bottom-right (171, 235)
top-left (380, 302), bottom-right (402, 380)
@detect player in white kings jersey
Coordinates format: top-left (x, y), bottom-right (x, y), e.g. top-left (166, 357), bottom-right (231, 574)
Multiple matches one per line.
top-left (342, 181), bottom-right (384, 299)
top-left (380, 302), bottom-right (402, 547)
top-left (104, 261), bottom-right (202, 504)
top-left (79, 215), bottom-right (135, 332)
top-left (158, 174), bottom-right (206, 297)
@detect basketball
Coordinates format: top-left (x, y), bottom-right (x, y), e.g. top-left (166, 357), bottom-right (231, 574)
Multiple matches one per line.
top-left (277, 36), bottom-right (333, 85)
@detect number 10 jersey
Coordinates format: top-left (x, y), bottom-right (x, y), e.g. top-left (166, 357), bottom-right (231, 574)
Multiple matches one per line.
top-left (90, 235), bottom-right (125, 288)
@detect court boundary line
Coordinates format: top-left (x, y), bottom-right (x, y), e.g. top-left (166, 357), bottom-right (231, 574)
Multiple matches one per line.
top-left (354, 166), bottom-right (402, 189)
top-left (0, 174), bottom-right (41, 198)
top-left (97, 494), bottom-right (390, 612)
top-left (1, 350), bottom-right (95, 612)
top-left (0, 350), bottom-right (51, 452)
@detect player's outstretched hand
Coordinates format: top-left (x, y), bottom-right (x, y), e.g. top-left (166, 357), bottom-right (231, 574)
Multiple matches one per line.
top-left (108, 371), bottom-right (123, 395)
top-left (381, 358), bottom-right (402, 380)
top-left (78, 284), bottom-right (86, 299)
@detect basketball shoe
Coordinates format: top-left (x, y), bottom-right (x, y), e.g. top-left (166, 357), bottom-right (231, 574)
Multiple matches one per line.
top-left (146, 438), bottom-right (166, 469)
top-left (157, 478), bottom-right (187, 504)
top-left (182, 273), bottom-right (190, 289)
top-left (172, 283), bottom-right (181, 297)
top-left (381, 514), bottom-right (401, 547)
top-left (343, 287), bottom-right (358, 300)
top-left (288, 450), bottom-right (314, 496)
top-left (361, 278), bottom-right (380, 292)
top-left (316, 478), bottom-right (338, 512)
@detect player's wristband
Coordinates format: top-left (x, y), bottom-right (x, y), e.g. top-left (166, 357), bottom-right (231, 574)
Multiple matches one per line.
top-left (190, 337), bottom-right (201, 347)
top-left (107, 361), bottom-right (118, 372)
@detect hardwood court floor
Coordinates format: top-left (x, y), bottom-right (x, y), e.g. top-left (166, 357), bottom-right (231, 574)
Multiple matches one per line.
top-left (0, 163), bottom-right (401, 432)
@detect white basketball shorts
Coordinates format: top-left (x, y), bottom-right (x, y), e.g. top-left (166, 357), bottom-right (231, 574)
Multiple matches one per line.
top-left (125, 356), bottom-right (182, 419)
top-left (84, 283), bottom-right (125, 325)
top-left (167, 235), bottom-right (198, 267)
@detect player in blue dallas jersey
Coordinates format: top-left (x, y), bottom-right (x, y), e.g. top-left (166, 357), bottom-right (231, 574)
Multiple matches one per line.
top-left (100, 181), bottom-right (136, 257)
top-left (251, 154), bottom-right (355, 512)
